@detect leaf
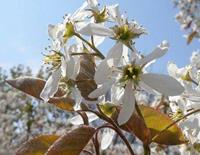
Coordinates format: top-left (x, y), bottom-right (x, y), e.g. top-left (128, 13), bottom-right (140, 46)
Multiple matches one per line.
top-left (99, 103), bottom-right (117, 118)
top-left (121, 111), bottom-right (151, 144)
top-left (46, 125), bottom-right (96, 155)
top-left (76, 54), bottom-right (97, 101)
top-left (6, 77), bottom-right (74, 111)
top-left (187, 31), bottom-right (197, 44)
top-left (140, 105), bottom-right (186, 145)
top-left (121, 105), bottom-right (187, 145)
top-left (16, 135), bottom-right (59, 155)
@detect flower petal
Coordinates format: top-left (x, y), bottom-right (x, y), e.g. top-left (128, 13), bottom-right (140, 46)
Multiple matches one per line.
top-left (40, 69), bottom-right (61, 102)
top-left (94, 59), bottom-right (115, 85)
top-left (70, 112), bottom-right (98, 125)
top-left (101, 128), bottom-right (115, 150)
top-left (107, 4), bottom-right (122, 25)
top-left (78, 23), bottom-right (114, 37)
top-left (107, 42), bottom-right (123, 65)
top-left (137, 41), bottom-right (169, 66)
top-left (89, 80), bottom-right (114, 98)
top-left (87, 0), bottom-right (98, 9)
top-left (141, 73), bottom-right (184, 96)
top-left (93, 35), bottom-right (105, 47)
top-left (117, 82), bottom-right (135, 125)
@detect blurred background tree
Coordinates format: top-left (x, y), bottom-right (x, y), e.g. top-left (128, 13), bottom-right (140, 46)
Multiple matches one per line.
top-left (0, 65), bottom-right (72, 155)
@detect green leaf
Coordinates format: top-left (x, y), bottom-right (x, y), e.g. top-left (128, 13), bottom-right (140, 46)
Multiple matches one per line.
top-left (140, 105), bottom-right (187, 145)
top-left (46, 125), bottom-right (96, 155)
top-left (99, 103), bottom-right (117, 118)
top-left (16, 135), bottom-right (59, 155)
top-left (6, 77), bottom-right (74, 111)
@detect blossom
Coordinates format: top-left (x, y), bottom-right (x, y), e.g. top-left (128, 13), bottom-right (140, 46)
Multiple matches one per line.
top-left (48, 2), bottom-right (89, 45)
top-left (78, 5), bottom-right (147, 51)
top-left (40, 44), bottom-right (80, 102)
top-left (89, 41), bottom-right (184, 125)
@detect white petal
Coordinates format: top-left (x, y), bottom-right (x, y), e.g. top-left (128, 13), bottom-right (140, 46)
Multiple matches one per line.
top-left (78, 23), bottom-right (114, 37)
top-left (70, 112), bottom-right (99, 125)
top-left (107, 42), bottom-right (123, 65)
top-left (92, 35), bottom-right (105, 47)
top-left (71, 61), bottom-right (80, 80)
top-left (94, 59), bottom-right (114, 84)
top-left (48, 24), bottom-right (59, 41)
top-left (72, 88), bottom-right (82, 110)
top-left (87, 0), bottom-right (98, 9)
top-left (71, 1), bottom-right (88, 20)
top-left (89, 80), bottom-right (114, 98)
top-left (101, 128), bottom-right (115, 150)
top-left (117, 82), bottom-right (135, 125)
top-left (137, 41), bottom-right (169, 66)
top-left (61, 57), bottom-right (67, 77)
top-left (40, 69), bottom-right (61, 102)
top-left (141, 73), bottom-right (184, 96)
top-left (48, 24), bottom-right (64, 42)
top-left (107, 4), bottom-right (122, 25)
top-left (139, 81), bottom-right (158, 95)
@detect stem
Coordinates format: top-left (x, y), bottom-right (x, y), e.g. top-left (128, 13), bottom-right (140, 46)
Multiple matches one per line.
top-left (71, 52), bottom-right (99, 56)
top-left (143, 144), bottom-right (151, 155)
top-left (97, 125), bottom-right (135, 155)
top-left (75, 33), bottom-right (105, 59)
top-left (151, 108), bottom-right (200, 142)
top-left (93, 132), bottom-right (100, 155)
top-left (135, 101), bottom-right (151, 154)
top-left (78, 109), bottom-right (135, 155)
top-left (77, 111), bottom-right (99, 155)
top-left (82, 150), bottom-right (93, 155)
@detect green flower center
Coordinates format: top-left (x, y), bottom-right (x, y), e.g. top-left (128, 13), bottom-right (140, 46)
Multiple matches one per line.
top-left (171, 108), bottom-right (184, 121)
top-left (44, 51), bottom-right (63, 69)
top-left (93, 7), bottom-right (107, 23)
top-left (112, 24), bottom-right (140, 44)
top-left (120, 64), bottom-right (142, 85)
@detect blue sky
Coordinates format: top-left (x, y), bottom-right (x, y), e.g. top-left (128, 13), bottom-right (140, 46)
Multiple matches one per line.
top-left (0, 0), bottom-right (199, 74)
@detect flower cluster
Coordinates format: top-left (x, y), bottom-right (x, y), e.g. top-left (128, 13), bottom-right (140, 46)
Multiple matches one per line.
top-left (168, 51), bottom-right (200, 144)
top-left (0, 66), bottom-right (71, 154)
top-left (173, 0), bottom-right (200, 43)
top-left (9, 0), bottom-right (200, 154)
top-left (40, 0), bottom-right (184, 126)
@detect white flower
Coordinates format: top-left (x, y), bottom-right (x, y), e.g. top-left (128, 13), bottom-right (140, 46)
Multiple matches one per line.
top-left (190, 51), bottom-right (200, 69)
top-left (78, 5), bottom-right (147, 51)
top-left (48, 2), bottom-right (89, 45)
top-left (40, 44), bottom-right (80, 102)
top-left (89, 41), bottom-right (184, 125)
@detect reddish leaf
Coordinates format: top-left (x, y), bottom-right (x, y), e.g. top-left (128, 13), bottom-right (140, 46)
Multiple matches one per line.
top-left (16, 135), bottom-right (59, 155)
top-left (46, 125), bottom-right (96, 155)
top-left (6, 77), bottom-right (74, 111)
top-left (187, 31), bottom-right (197, 44)
top-left (121, 111), bottom-right (151, 144)
top-left (76, 54), bottom-right (97, 101)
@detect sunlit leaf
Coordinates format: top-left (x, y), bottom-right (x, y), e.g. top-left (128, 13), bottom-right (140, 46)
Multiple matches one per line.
top-left (6, 77), bottom-right (74, 111)
top-left (76, 54), bottom-right (97, 101)
top-left (16, 135), bottom-right (59, 155)
top-left (46, 125), bottom-right (96, 155)
top-left (121, 105), bottom-right (187, 145)
top-left (140, 105), bottom-right (187, 145)
top-left (99, 103), bottom-right (117, 118)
